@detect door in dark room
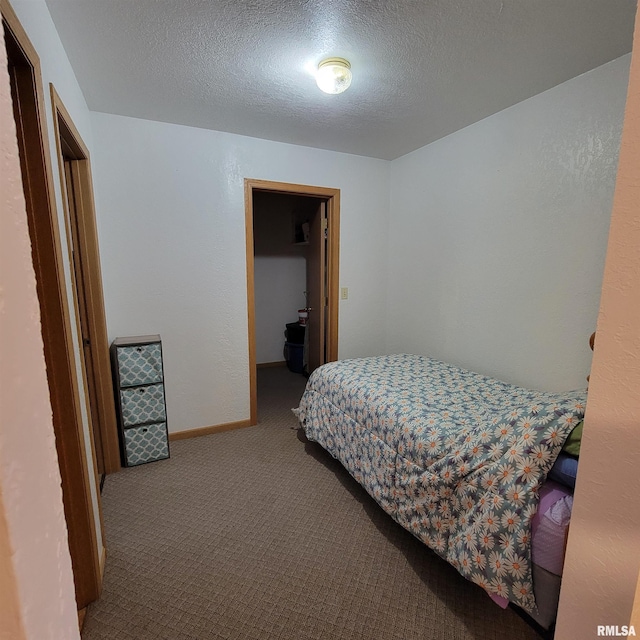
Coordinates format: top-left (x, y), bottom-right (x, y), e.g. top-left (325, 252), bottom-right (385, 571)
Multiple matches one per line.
top-left (245, 178), bottom-right (340, 425)
top-left (306, 200), bottom-right (326, 374)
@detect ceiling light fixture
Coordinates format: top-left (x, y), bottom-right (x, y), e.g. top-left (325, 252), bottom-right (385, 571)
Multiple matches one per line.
top-left (316, 57), bottom-right (352, 95)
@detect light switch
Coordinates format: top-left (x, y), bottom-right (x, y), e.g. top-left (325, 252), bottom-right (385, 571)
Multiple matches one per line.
top-left (340, 287), bottom-right (349, 300)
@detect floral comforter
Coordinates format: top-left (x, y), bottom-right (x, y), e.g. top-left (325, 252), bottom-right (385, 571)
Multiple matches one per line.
top-left (294, 354), bottom-right (586, 614)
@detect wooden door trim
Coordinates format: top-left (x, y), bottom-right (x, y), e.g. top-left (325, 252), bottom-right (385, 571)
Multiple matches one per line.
top-left (1, 0), bottom-right (102, 607)
top-left (244, 178), bottom-right (340, 424)
top-left (50, 83), bottom-right (121, 475)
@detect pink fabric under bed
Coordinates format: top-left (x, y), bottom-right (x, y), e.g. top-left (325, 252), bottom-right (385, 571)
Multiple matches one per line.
top-left (489, 479), bottom-right (573, 609)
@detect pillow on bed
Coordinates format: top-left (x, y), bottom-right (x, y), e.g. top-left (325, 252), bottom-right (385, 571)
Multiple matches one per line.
top-left (562, 420), bottom-right (583, 457)
top-left (548, 453), bottom-right (578, 489)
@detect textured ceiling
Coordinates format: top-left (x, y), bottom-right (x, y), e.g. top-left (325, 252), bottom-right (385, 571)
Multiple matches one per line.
top-left (45, 0), bottom-right (637, 160)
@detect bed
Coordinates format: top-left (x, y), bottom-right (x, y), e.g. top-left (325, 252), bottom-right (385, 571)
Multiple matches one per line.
top-left (294, 354), bottom-right (585, 631)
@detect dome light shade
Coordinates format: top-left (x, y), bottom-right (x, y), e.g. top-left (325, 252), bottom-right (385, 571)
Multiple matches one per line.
top-left (316, 58), bottom-right (352, 94)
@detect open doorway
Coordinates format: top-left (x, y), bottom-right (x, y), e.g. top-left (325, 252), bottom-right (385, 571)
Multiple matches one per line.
top-left (50, 85), bottom-right (120, 480)
top-left (252, 191), bottom-right (322, 372)
top-left (245, 179), bottom-right (340, 424)
top-left (3, 0), bottom-right (104, 612)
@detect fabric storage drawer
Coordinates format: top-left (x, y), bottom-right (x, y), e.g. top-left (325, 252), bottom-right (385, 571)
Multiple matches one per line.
top-left (116, 342), bottom-right (163, 387)
top-left (123, 422), bottom-right (169, 466)
top-left (120, 383), bottom-right (166, 427)
top-left (111, 335), bottom-right (170, 467)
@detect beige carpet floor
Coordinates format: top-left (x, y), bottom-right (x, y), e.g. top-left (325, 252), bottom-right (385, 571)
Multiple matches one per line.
top-left (81, 366), bottom-right (540, 640)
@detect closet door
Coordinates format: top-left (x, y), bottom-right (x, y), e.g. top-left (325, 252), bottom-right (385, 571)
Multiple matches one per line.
top-left (306, 201), bottom-right (326, 374)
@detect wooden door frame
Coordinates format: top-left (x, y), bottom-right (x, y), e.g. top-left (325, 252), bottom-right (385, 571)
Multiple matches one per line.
top-left (245, 178), bottom-right (340, 424)
top-left (50, 84), bottom-right (121, 475)
top-left (1, 0), bottom-right (103, 609)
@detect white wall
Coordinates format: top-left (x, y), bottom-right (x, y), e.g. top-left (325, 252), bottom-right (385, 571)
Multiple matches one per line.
top-left (387, 55), bottom-right (631, 391)
top-left (255, 256), bottom-right (306, 363)
top-left (90, 113), bottom-right (390, 433)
